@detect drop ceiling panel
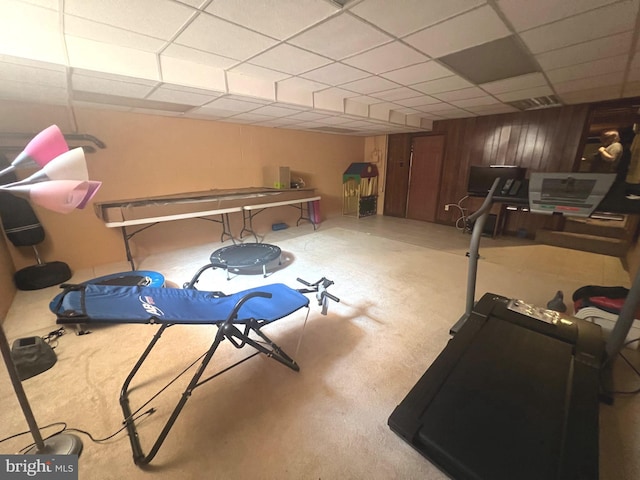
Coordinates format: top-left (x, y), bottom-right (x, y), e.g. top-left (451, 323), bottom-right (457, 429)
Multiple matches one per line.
top-left (175, 14), bottom-right (278, 60)
top-left (342, 41), bottom-right (428, 74)
top-left (350, 0), bottom-right (485, 37)
top-left (534, 32), bottom-right (633, 70)
top-left (381, 61), bottom-right (453, 85)
top-left (411, 75), bottom-right (474, 95)
top-left (497, 0), bottom-right (619, 32)
top-left (64, 16), bottom-right (166, 52)
top-left (287, 13), bottom-right (392, 60)
top-left (248, 44), bottom-right (332, 75)
top-left (0, 1), bottom-right (66, 64)
top-left (205, 0), bottom-right (339, 40)
top-left (302, 62), bottom-right (369, 85)
top-left (403, 5), bottom-right (512, 58)
top-left (546, 55), bottom-right (628, 84)
top-left (3, 0), bottom-right (640, 136)
top-left (160, 45), bottom-right (239, 70)
top-left (146, 85), bottom-right (222, 106)
top-left (520, 1), bottom-right (639, 54)
top-left (64, 0), bottom-right (196, 39)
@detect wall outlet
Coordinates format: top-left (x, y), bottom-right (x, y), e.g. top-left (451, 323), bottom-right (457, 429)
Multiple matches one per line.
top-left (444, 204), bottom-right (449, 211)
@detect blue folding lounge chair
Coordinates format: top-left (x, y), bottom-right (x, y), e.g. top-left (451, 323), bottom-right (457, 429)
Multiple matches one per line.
top-left (50, 274), bottom-right (338, 466)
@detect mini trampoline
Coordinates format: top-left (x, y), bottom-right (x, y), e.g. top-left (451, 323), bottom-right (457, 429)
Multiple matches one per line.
top-left (209, 243), bottom-right (282, 279)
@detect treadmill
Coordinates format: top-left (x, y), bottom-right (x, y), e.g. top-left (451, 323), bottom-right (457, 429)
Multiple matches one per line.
top-left (388, 173), bottom-right (640, 480)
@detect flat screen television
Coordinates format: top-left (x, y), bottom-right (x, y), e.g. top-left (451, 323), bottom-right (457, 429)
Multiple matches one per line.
top-left (467, 165), bottom-right (527, 196)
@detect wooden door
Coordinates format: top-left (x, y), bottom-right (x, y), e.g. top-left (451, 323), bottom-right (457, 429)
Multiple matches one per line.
top-left (384, 134), bottom-right (411, 217)
top-left (406, 135), bottom-right (445, 222)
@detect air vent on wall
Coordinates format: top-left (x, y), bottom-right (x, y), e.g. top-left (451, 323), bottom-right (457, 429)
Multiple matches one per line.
top-left (506, 95), bottom-right (562, 111)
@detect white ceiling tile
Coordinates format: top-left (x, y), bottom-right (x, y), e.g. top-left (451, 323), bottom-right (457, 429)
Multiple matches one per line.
top-left (394, 95), bottom-right (441, 107)
top-left (65, 0), bottom-right (195, 40)
top-left (248, 44), bottom-right (331, 75)
top-left (432, 86), bottom-right (486, 101)
top-left (436, 108), bottom-right (476, 118)
top-left (160, 56), bottom-right (227, 91)
top-left (66, 36), bottom-right (160, 80)
top-left (494, 85), bottom-right (555, 102)
top-left (161, 44), bottom-right (239, 69)
top-left (404, 5), bottom-right (511, 58)
top-left (275, 82), bottom-right (313, 107)
top-left (199, 97), bottom-right (264, 113)
top-left (313, 89), bottom-right (346, 112)
top-left (277, 77), bottom-right (329, 93)
top-left (17, 0), bottom-right (58, 9)
top-left (546, 55), bottom-right (628, 84)
top-left (346, 95), bottom-right (385, 105)
top-left (381, 61), bottom-right (453, 85)
top-left (451, 96), bottom-right (500, 108)
top-left (146, 85), bottom-right (222, 106)
top-left (340, 76), bottom-right (398, 94)
top-left (520, 1), bottom-right (639, 54)
top-left (559, 87), bottom-right (621, 104)
top-left (371, 87), bottom-right (423, 102)
top-left (71, 100), bottom-right (131, 112)
top-left (480, 72), bottom-right (548, 94)
top-left (535, 32), bottom-right (633, 70)
top-left (302, 62), bottom-right (369, 85)
top-left (0, 0), bottom-right (66, 64)
top-left (351, 0), bottom-right (484, 37)
top-left (64, 15), bottom-right (166, 52)
top-left (205, 0), bottom-right (338, 39)
top-left (225, 94), bottom-right (272, 105)
top-left (0, 59), bottom-right (66, 87)
top-left (249, 105), bottom-right (299, 117)
top-left (285, 111), bottom-right (331, 121)
top-left (497, 0), bottom-right (619, 32)
top-left (226, 112), bottom-right (272, 122)
top-left (314, 115), bottom-right (357, 125)
top-left (0, 78), bottom-right (68, 104)
top-left (229, 63), bottom-right (291, 82)
top-left (412, 102), bottom-right (451, 113)
top-left (72, 72), bottom-right (157, 98)
top-left (342, 41), bottom-right (428, 74)
top-left (552, 71), bottom-right (625, 94)
top-left (466, 104), bottom-right (519, 115)
top-left (288, 13), bottom-right (392, 60)
top-left (175, 14), bottom-right (277, 60)
top-left (411, 75), bottom-right (473, 94)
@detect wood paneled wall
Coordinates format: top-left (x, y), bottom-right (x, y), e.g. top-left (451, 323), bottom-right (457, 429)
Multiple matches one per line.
top-left (432, 105), bottom-right (591, 230)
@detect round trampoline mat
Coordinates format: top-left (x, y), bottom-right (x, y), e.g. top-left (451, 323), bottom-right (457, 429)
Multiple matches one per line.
top-left (210, 243), bottom-right (281, 269)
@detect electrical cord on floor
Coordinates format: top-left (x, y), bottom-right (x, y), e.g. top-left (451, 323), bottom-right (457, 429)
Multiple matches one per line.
top-left (444, 195), bottom-right (470, 232)
top-left (600, 337), bottom-right (640, 397)
top-left (41, 326), bottom-right (66, 349)
top-left (0, 408), bottom-right (156, 453)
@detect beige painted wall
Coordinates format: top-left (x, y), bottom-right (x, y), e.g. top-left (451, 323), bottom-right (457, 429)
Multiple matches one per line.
top-left (0, 100), bottom-right (365, 274)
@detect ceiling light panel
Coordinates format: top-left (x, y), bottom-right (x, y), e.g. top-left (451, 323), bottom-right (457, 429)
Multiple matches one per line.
top-left (205, 0), bottom-right (339, 39)
top-left (288, 13), bottom-right (392, 60)
top-left (403, 5), bottom-right (511, 58)
top-left (438, 36), bottom-right (540, 84)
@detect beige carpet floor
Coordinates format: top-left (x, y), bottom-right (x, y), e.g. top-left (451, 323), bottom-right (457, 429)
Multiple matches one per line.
top-left (1, 216), bottom-right (639, 479)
